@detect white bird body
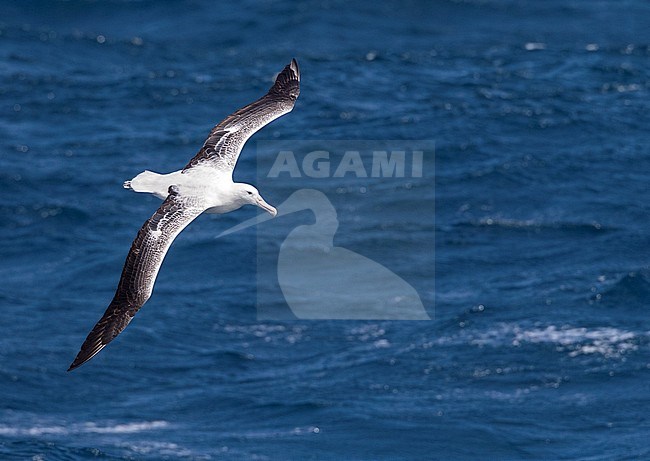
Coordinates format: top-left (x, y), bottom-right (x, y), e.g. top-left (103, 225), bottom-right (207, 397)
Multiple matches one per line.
top-left (125, 167), bottom-right (254, 214)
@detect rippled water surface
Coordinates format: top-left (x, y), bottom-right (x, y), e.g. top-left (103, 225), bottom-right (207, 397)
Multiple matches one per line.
top-left (1, 1), bottom-right (649, 460)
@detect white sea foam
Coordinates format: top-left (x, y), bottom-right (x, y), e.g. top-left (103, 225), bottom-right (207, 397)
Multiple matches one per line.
top-left (512, 325), bottom-right (638, 358)
top-left (465, 323), bottom-right (641, 358)
top-left (0, 420), bottom-right (169, 437)
top-left (119, 441), bottom-right (199, 457)
top-left (83, 420), bottom-right (169, 433)
top-left (373, 339), bottom-right (391, 348)
top-left (222, 323), bottom-right (306, 344)
top-left (0, 425), bottom-right (67, 436)
top-left (0, 419), bottom-right (206, 459)
top-left (524, 42), bottom-right (546, 51)
top-left (347, 323), bottom-right (386, 342)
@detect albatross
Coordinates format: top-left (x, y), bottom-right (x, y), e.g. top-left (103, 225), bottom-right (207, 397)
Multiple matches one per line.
top-left (68, 59), bottom-right (300, 371)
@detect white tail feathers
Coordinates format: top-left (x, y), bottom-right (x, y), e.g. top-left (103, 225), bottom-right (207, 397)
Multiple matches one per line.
top-left (124, 170), bottom-right (170, 199)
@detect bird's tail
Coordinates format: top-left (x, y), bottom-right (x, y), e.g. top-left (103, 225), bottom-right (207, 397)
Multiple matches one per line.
top-left (123, 170), bottom-right (169, 197)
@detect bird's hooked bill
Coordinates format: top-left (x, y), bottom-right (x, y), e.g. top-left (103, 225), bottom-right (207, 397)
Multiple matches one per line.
top-left (218, 189), bottom-right (328, 238)
top-left (219, 194), bottom-right (300, 238)
top-left (218, 194), bottom-right (304, 237)
top-left (256, 197), bottom-right (277, 217)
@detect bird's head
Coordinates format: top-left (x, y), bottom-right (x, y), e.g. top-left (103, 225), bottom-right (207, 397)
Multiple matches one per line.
top-left (237, 183), bottom-right (277, 216)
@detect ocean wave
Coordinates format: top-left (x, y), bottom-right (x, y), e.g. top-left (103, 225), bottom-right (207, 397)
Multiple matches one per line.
top-left (0, 420), bottom-right (169, 437)
top-left (117, 441), bottom-right (203, 458)
top-left (455, 217), bottom-right (614, 233)
top-left (511, 325), bottom-right (639, 358)
top-left (593, 270), bottom-right (650, 304)
top-left (444, 323), bottom-right (643, 359)
top-left (0, 204), bottom-right (91, 230)
top-left (221, 323), bottom-right (307, 345)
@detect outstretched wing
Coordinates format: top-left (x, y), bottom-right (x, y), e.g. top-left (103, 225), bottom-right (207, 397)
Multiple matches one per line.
top-left (68, 186), bottom-right (205, 371)
top-left (183, 58), bottom-right (300, 173)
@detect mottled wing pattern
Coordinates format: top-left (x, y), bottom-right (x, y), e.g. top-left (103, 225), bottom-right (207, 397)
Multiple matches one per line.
top-left (68, 186), bottom-right (205, 371)
top-left (183, 59), bottom-right (300, 173)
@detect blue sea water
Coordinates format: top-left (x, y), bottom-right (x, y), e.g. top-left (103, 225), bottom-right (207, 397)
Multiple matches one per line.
top-left (1, 0), bottom-right (650, 459)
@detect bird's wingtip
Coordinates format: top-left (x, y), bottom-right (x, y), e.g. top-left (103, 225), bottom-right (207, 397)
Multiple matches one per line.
top-left (290, 58), bottom-right (300, 81)
top-left (268, 58), bottom-right (300, 98)
top-left (66, 352), bottom-right (95, 372)
top-left (67, 358), bottom-right (82, 372)
top-left (67, 353), bottom-right (88, 372)
top-left (67, 338), bottom-right (109, 372)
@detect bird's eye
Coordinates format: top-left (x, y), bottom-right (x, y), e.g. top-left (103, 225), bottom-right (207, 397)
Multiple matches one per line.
top-left (247, 191), bottom-right (253, 195)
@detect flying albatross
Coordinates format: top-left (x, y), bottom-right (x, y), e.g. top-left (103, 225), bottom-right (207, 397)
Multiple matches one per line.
top-left (68, 59), bottom-right (300, 371)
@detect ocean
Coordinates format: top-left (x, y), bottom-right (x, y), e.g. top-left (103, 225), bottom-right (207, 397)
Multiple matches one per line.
top-left (1, 0), bottom-right (649, 459)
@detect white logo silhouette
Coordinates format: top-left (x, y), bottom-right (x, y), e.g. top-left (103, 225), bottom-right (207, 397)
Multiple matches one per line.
top-left (220, 189), bottom-right (430, 320)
